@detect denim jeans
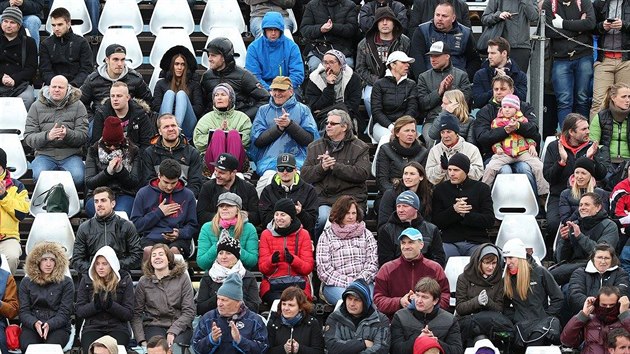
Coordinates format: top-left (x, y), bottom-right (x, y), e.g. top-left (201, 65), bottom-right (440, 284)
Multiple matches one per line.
top-left (23, 15), bottom-right (41, 48)
top-left (85, 194), bottom-right (135, 217)
top-left (31, 154), bottom-right (85, 189)
top-left (314, 204), bottom-right (332, 243)
top-left (250, 16), bottom-right (294, 39)
top-left (443, 241), bottom-right (480, 262)
top-left (551, 55), bottom-right (593, 127)
top-left (322, 283), bottom-right (374, 305)
top-left (85, 0), bottom-right (100, 35)
top-left (362, 85), bottom-right (372, 117)
top-left (498, 161), bottom-right (537, 196)
top-left (160, 90), bottom-right (197, 139)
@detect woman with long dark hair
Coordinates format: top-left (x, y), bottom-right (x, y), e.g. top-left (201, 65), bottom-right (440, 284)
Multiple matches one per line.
top-left (378, 161), bottom-right (432, 228)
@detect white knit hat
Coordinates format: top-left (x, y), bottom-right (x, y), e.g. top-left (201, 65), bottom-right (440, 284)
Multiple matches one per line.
top-left (502, 238), bottom-right (527, 260)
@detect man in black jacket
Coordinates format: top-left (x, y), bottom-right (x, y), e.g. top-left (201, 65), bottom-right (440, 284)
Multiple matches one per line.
top-left (39, 7), bottom-right (93, 87)
top-left (408, 0), bottom-right (470, 37)
top-left (72, 186), bottom-right (143, 275)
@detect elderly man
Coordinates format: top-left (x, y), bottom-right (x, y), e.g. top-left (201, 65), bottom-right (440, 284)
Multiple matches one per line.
top-left (301, 109), bottom-right (371, 240)
top-left (24, 75), bottom-right (88, 188)
top-left (0, 148), bottom-right (28, 274)
top-left (192, 273), bottom-right (269, 354)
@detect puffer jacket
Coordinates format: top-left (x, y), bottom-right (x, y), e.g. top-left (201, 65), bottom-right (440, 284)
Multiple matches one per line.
top-left (19, 242), bottom-right (74, 334)
top-left (612, 178), bottom-right (630, 226)
top-left (377, 213), bottom-right (445, 267)
top-left (196, 269), bottom-right (261, 315)
top-left (39, 27), bottom-right (93, 87)
top-left (391, 306), bottom-right (462, 354)
top-left (196, 218), bottom-right (259, 270)
top-left (569, 260), bottom-right (630, 313)
top-left (24, 86), bottom-right (88, 160)
top-left (0, 171), bottom-right (29, 239)
top-left (374, 139), bottom-right (428, 193)
top-left (370, 72), bottom-right (418, 131)
top-left (85, 139), bottom-right (142, 199)
top-left (132, 260), bottom-right (195, 343)
top-left (455, 243), bottom-right (505, 316)
top-left (561, 308), bottom-right (630, 354)
top-left (91, 98), bottom-right (156, 150)
top-left (543, 0), bottom-right (596, 60)
top-left (267, 312), bottom-right (325, 354)
top-left (80, 64), bottom-right (153, 113)
top-left (300, 0), bottom-right (359, 57)
top-left (559, 187), bottom-right (610, 223)
top-left (153, 73), bottom-right (204, 117)
top-left (72, 212), bottom-right (143, 275)
top-left (359, 0), bottom-right (408, 34)
top-left (590, 108), bottom-right (630, 159)
top-left (416, 63), bottom-right (472, 123)
top-left (472, 60), bottom-right (528, 109)
top-left (556, 210), bottom-right (619, 263)
top-left (425, 135), bottom-right (484, 185)
top-left (193, 107), bottom-right (252, 153)
top-left (594, 0), bottom-right (630, 61)
top-left (324, 305), bottom-right (390, 354)
top-left (305, 64), bottom-right (362, 121)
top-left (481, 0), bottom-right (539, 50)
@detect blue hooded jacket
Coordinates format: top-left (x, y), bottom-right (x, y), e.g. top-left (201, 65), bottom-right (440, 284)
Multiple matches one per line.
top-left (245, 11), bottom-right (305, 90)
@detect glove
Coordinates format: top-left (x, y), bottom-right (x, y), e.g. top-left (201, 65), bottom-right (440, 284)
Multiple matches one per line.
top-left (284, 248), bottom-right (294, 264)
top-left (271, 251), bottom-right (280, 264)
top-left (440, 152), bottom-right (449, 170)
top-left (552, 14), bottom-right (564, 29)
top-left (478, 290), bottom-right (489, 306)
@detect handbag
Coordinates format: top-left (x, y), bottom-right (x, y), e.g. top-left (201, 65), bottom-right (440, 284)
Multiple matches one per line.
top-left (477, 0), bottom-right (505, 53)
top-left (32, 183), bottom-right (70, 214)
top-left (268, 232), bottom-right (307, 292)
top-left (5, 324), bottom-right (20, 351)
top-left (514, 316), bottom-right (560, 347)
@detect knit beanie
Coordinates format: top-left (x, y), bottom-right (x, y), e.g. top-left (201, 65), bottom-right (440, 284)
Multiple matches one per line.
top-left (2, 7), bottom-right (22, 24)
top-left (101, 117), bottom-right (125, 145)
top-left (217, 272), bottom-right (243, 301)
top-left (324, 49), bottom-right (347, 69)
top-left (574, 156), bottom-right (596, 177)
top-left (213, 83), bottom-right (236, 109)
top-left (413, 336), bottom-right (444, 354)
top-left (396, 190), bottom-right (420, 210)
top-left (502, 238), bottom-right (527, 260)
top-left (0, 148), bottom-right (6, 171)
top-left (448, 153), bottom-right (470, 174)
top-left (438, 111), bottom-right (460, 134)
top-left (342, 278), bottom-right (372, 315)
top-left (501, 94), bottom-right (520, 110)
top-left (217, 236), bottom-right (241, 260)
top-left (274, 198), bottom-right (297, 220)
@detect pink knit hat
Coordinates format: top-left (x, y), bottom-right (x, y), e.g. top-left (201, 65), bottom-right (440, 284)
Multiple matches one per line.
top-left (501, 94), bottom-right (520, 110)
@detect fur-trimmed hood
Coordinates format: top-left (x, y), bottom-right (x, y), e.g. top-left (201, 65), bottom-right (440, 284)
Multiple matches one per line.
top-left (38, 85), bottom-right (82, 108)
top-left (143, 258), bottom-right (188, 279)
top-left (26, 242), bottom-right (69, 285)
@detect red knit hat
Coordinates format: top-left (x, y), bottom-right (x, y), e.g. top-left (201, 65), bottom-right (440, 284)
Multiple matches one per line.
top-left (102, 116), bottom-right (124, 145)
top-left (413, 336), bottom-right (444, 354)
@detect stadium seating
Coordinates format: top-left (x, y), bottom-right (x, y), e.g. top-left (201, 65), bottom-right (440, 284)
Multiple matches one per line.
top-left (0, 133), bottom-right (28, 179)
top-left (491, 173), bottom-right (539, 220)
top-left (46, 0), bottom-right (92, 35)
top-left (30, 171), bottom-right (81, 218)
top-left (98, 0), bottom-right (144, 35)
top-left (496, 215), bottom-right (547, 260)
top-left (0, 97), bottom-right (28, 139)
top-left (97, 28), bottom-right (144, 69)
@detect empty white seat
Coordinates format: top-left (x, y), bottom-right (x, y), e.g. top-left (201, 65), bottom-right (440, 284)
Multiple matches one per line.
top-left (149, 0), bottom-right (195, 35)
top-left (46, 0), bottom-right (92, 35)
top-left (149, 29), bottom-right (195, 68)
top-left (371, 132), bottom-right (391, 177)
top-left (284, 29), bottom-right (294, 42)
top-left (0, 133), bottom-right (27, 179)
top-left (444, 256), bottom-right (470, 306)
top-left (201, 27), bottom-right (246, 68)
top-left (525, 346), bottom-right (561, 354)
top-left (334, 298), bottom-right (343, 311)
top-left (491, 173), bottom-right (539, 220)
top-left (148, 66), bottom-right (161, 95)
top-left (98, 0), bottom-right (144, 35)
top-left (30, 171), bottom-right (81, 218)
top-left (286, 9), bottom-right (298, 33)
top-left (97, 28), bottom-right (144, 69)
top-left (24, 344), bottom-right (64, 354)
top-left (26, 213), bottom-right (75, 259)
top-left (200, 0), bottom-right (246, 35)
top-left (0, 254), bottom-right (10, 274)
top-left (496, 215), bottom-right (546, 260)
top-left (540, 135), bottom-right (557, 165)
top-left (0, 97), bottom-right (28, 139)
top-left (114, 211), bottom-right (130, 220)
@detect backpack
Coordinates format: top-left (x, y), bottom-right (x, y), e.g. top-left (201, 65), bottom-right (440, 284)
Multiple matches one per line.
top-left (32, 183), bottom-right (70, 214)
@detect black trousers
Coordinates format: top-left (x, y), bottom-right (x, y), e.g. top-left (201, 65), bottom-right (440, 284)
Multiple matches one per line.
top-left (20, 326), bottom-right (69, 352)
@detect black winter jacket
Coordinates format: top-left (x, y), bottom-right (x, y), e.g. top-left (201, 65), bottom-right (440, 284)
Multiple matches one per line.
top-left (543, 0), bottom-right (596, 59)
top-left (472, 60), bottom-right (528, 109)
top-left (71, 213), bottom-right (143, 275)
top-left (568, 261), bottom-right (630, 313)
top-left (153, 72), bottom-right (204, 116)
top-left (85, 140), bottom-right (142, 198)
top-left (324, 306), bottom-right (391, 354)
top-left (371, 75), bottom-right (418, 131)
top-left (91, 98), bottom-right (156, 150)
top-left (39, 28), bottom-right (93, 87)
top-left (196, 271), bottom-right (261, 315)
top-left (555, 210), bottom-right (619, 262)
top-left (391, 306), bottom-right (462, 354)
top-left (594, 0), bottom-right (630, 61)
top-left (300, 0), bottom-right (359, 57)
top-left (259, 175), bottom-right (319, 234)
top-left (359, 0), bottom-right (408, 33)
top-left (267, 313), bottom-right (325, 354)
top-left (304, 68), bottom-right (362, 122)
top-left (80, 65), bottom-right (153, 113)
top-left (408, 0), bottom-right (471, 37)
top-left (19, 277), bottom-right (74, 333)
top-left (196, 177), bottom-right (260, 226)
top-left (0, 31), bottom-right (36, 86)
top-left (374, 139), bottom-right (428, 193)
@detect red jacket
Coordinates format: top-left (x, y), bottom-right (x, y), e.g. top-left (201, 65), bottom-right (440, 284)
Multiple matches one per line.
top-left (258, 227), bottom-right (314, 300)
top-left (611, 178), bottom-right (630, 225)
top-left (561, 310), bottom-right (630, 354)
top-left (373, 254), bottom-right (450, 317)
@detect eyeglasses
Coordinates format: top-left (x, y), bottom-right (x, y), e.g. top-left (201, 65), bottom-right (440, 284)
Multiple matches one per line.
top-left (278, 166), bottom-right (295, 173)
top-left (326, 121), bottom-right (341, 126)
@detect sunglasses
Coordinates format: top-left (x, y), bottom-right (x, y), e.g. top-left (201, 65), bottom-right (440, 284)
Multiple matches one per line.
top-left (326, 121), bottom-right (341, 126)
top-left (277, 166), bottom-right (295, 173)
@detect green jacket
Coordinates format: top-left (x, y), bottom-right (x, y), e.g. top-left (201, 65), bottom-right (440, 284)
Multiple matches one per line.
top-left (196, 219), bottom-right (259, 270)
top-left (193, 108), bottom-right (252, 154)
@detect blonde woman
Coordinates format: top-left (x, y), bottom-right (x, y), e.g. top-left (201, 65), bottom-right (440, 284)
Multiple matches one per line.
top-left (428, 89), bottom-right (474, 143)
top-left (559, 156), bottom-right (610, 223)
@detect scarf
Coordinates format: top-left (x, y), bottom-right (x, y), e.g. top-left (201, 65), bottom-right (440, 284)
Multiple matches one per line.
top-left (281, 311), bottom-right (304, 327)
top-left (595, 303), bottom-right (620, 324)
top-left (319, 70), bottom-right (344, 103)
top-left (275, 218), bottom-right (301, 236)
top-left (97, 143), bottom-right (132, 171)
top-left (609, 103), bottom-right (630, 123)
top-left (219, 218), bottom-right (238, 230)
top-left (390, 138), bottom-right (423, 157)
top-left (330, 221), bottom-right (366, 240)
top-left (208, 259), bottom-right (246, 283)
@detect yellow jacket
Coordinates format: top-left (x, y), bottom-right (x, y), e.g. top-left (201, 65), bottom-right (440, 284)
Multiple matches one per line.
top-left (0, 174), bottom-right (29, 239)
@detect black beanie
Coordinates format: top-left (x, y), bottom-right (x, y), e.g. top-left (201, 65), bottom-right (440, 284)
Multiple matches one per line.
top-left (274, 198), bottom-right (297, 220)
top-left (0, 148), bottom-right (6, 171)
top-left (216, 236), bottom-right (240, 260)
top-left (438, 112), bottom-right (460, 134)
top-left (574, 156), bottom-right (596, 176)
top-left (448, 153), bottom-right (470, 174)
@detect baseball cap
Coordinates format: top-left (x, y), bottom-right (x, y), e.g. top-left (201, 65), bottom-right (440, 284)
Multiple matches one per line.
top-left (105, 44), bottom-right (126, 57)
top-left (426, 41), bottom-right (450, 55)
top-left (270, 76), bottom-right (292, 90)
top-left (277, 153), bottom-right (297, 168)
top-left (398, 227), bottom-right (424, 241)
top-left (212, 153), bottom-right (239, 171)
top-left (386, 51), bottom-right (415, 66)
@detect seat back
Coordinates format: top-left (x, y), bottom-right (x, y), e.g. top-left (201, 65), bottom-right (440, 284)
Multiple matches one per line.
top-left (0, 97), bottom-right (28, 139)
top-left (149, 0), bottom-right (195, 35)
top-left (24, 344), bottom-right (64, 354)
top-left (30, 171), bottom-right (81, 218)
top-left (0, 133), bottom-right (27, 179)
top-left (97, 28), bottom-right (144, 69)
top-left (201, 27), bottom-right (246, 68)
top-left (115, 211), bottom-right (129, 220)
top-left (491, 173), bottom-right (539, 220)
top-left (149, 67), bottom-right (161, 95)
top-left (200, 0), bottom-right (246, 35)
top-left (540, 135), bottom-right (557, 165)
top-left (98, 0), bottom-right (144, 35)
top-left (525, 346), bottom-right (561, 354)
top-left (371, 132), bottom-right (391, 177)
top-left (149, 29), bottom-right (195, 68)
top-left (445, 256), bottom-right (470, 294)
top-left (286, 9), bottom-right (298, 33)
top-left (26, 214), bottom-right (75, 259)
top-left (496, 215), bottom-right (546, 259)
top-left (46, 0), bottom-right (92, 35)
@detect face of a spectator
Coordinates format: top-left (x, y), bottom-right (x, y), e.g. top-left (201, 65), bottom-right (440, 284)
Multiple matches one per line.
top-left (579, 195), bottom-right (601, 218)
top-left (150, 248), bottom-right (169, 272)
top-left (50, 76), bottom-right (69, 102)
top-left (413, 290), bottom-right (438, 314)
top-left (480, 255), bottom-right (498, 277)
top-left (609, 336), bottom-right (630, 354)
top-left (214, 169), bottom-right (236, 187)
top-left (271, 87), bottom-right (293, 106)
top-left (213, 90), bottom-right (230, 109)
top-left (487, 45), bottom-right (508, 68)
top-left (325, 114), bottom-right (347, 141)
top-left (400, 236), bottom-right (423, 260)
top-left (569, 120), bottom-right (590, 145)
top-left (429, 53), bottom-right (450, 70)
top-left (433, 4), bottom-right (456, 32)
top-left (377, 17), bottom-right (394, 35)
top-left (345, 294), bottom-right (364, 316)
top-left (342, 203), bottom-right (358, 225)
top-left (402, 166), bottom-right (423, 189)
top-left (573, 167), bottom-right (592, 188)
top-left (147, 347), bottom-right (169, 354)
top-left (110, 86), bottom-right (130, 111)
top-left (593, 250), bottom-right (613, 273)
top-left (218, 203), bottom-right (238, 220)
top-left (281, 297), bottom-right (300, 319)
top-left (158, 117), bottom-right (180, 143)
top-left (323, 54), bottom-right (342, 76)
top-left (1, 19), bottom-right (19, 36)
top-left (504, 256), bottom-right (518, 271)
top-left (492, 81), bottom-right (514, 102)
top-left (396, 122), bottom-right (417, 147)
top-left (264, 27), bottom-right (281, 41)
top-left (390, 60), bottom-right (411, 77)
top-left (612, 87), bottom-right (630, 111)
top-left (157, 174), bottom-right (179, 194)
top-left (277, 165), bottom-right (296, 184)
top-left (39, 257), bottom-right (56, 275)
top-left (92, 347), bottom-right (111, 354)
top-left (396, 203), bottom-right (417, 222)
top-left (501, 105), bottom-right (517, 119)
top-left (172, 55), bottom-right (186, 79)
top-left (274, 211), bottom-right (291, 228)
top-left (93, 255), bottom-right (112, 279)
top-left (51, 17), bottom-right (70, 37)
top-left (440, 129), bottom-right (458, 146)
top-left (447, 165), bottom-right (467, 184)
top-left (217, 250), bottom-right (238, 268)
top-left (106, 53), bottom-right (126, 78)
top-left (208, 52), bottom-right (226, 71)
top-left (217, 295), bottom-right (240, 316)
top-left (94, 191), bottom-right (115, 218)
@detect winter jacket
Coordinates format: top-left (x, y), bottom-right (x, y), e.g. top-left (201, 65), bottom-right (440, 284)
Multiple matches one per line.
top-left (543, 0), bottom-right (596, 60)
top-left (425, 135), bottom-right (484, 185)
top-left (72, 212), bottom-right (143, 275)
top-left (193, 107), bottom-right (252, 153)
top-left (481, 0), bottom-right (539, 50)
top-left (245, 0), bottom-right (294, 18)
top-left (324, 305), bottom-right (391, 354)
top-left (85, 140), bottom-right (142, 199)
top-left (153, 73), bottom-right (204, 116)
top-left (245, 12), bottom-right (305, 90)
top-left (192, 303), bottom-right (269, 354)
top-left (416, 62), bottom-right (472, 123)
top-left (132, 260), bottom-right (195, 342)
top-left (130, 178), bottom-right (198, 242)
top-left (259, 173), bottom-right (319, 235)
top-left (80, 64), bottom-right (153, 113)
top-left (316, 222), bottom-right (379, 288)
top-left (196, 177), bottom-right (260, 226)
top-left (431, 177), bottom-right (495, 244)
top-left (301, 130), bottom-right (371, 208)
top-left (249, 94), bottom-right (319, 176)
top-left (197, 219), bottom-right (259, 270)
top-left (39, 27), bottom-right (93, 87)
top-left (196, 270), bottom-right (261, 315)
top-left (568, 261), bottom-right (630, 313)
top-left (410, 20), bottom-right (481, 80)
top-left (590, 108), bottom-right (630, 159)
top-left (391, 306), bottom-right (462, 354)
top-left (0, 269), bottom-right (18, 321)
top-left (0, 0), bottom-right (42, 18)
top-left (267, 312), bottom-right (325, 354)
top-left (370, 72), bottom-right (418, 131)
top-left (472, 60), bottom-right (528, 109)
top-left (356, 6), bottom-right (410, 86)
top-left (373, 255), bottom-right (450, 317)
top-left (141, 134), bottom-right (204, 197)
top-left (612, 178), bottom-right (630, 226)
top-left (377, 213), bottom-right (445, 267)
top-left (0, 30), bottom-right (37, 86)
top-left (377, 184), bottom-right (432, 228)
top-left (593, 0), bottom-right (630, 61)
top-left (305, 64), bottom-right (362, 121)
top-left (374, 139), bottom-right (428, 193)
top-left (91, 98), bottom-right (156, 150)
top-left (561, 309), bottom-right (630, 354)
top-left (408, 0), bottom-right (471, 36)
top-left (455, 243), bottom-right (505, 316)
top-left (300, 0), bottom-right (359, 57)
top-left (0, 171), bottom-right (28, 239)
top-left (19, 242), bottom-right (74, 334)
top-left (491, 113), bottom-right (537, 157)
top-left (24, 86), bottom-right (88, 160)
top-left (258, 226), bottom-right (314, 299)
top-left (427, 112), bottom-right (476, 145)
top-left (559, 187), bottom-right (610, 223)
top-left (474, 99), bottom-right (540, 160)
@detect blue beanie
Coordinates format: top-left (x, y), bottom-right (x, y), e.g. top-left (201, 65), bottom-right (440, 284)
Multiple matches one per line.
top-left (342, 279), bottom-right (372, 315)
top-left (217, 273), bottom-right (243, 301)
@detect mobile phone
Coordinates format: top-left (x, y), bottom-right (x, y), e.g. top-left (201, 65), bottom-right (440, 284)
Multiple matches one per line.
top-left (607, 18), bottom-right (615, 22)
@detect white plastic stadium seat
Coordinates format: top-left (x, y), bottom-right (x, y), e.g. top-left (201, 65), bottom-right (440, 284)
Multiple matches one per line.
top-left (287, 9), bottom-right (298, 33)
top-left (491, 173), bottom-right (539, 220)
top-left (46, 0), bottom-right (92, 35)
top-left (200, 0), bottom-right (246, 35)
top-left (540, 135), bottom-right (557, 165)
top-left (30, 171), bottom-right (81, 218)
top-left (496, 215), bottom-right (546, 260)
top-left (26, 214), bottom-right (75, 259)
top-left (24, 344), bottom-right (64, 354)
top-left (0, 133), bottom-right (28, 179)
top-left (149, 29), bottom-right (195, 68)
top-left (114, 211), bottom-right (129, 220)
top-left (97, 28), bottom-right (143, 69)
top-left (0, 97), bottom-right (28, 139)
top-left (98, 0), bottom-right (144, 35)
top-left (444, 256), bottom-right (470, 306)
top-left (149, 66), bottom-right (161, 95)
top-left (201, 27), bottom-right (246, 69)
top-left (525, 346), bottom-right (561, 354)
top-left (371, 132), bottom-right (391, 177)
top-left (149, 0), bottom-right (195, 35)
